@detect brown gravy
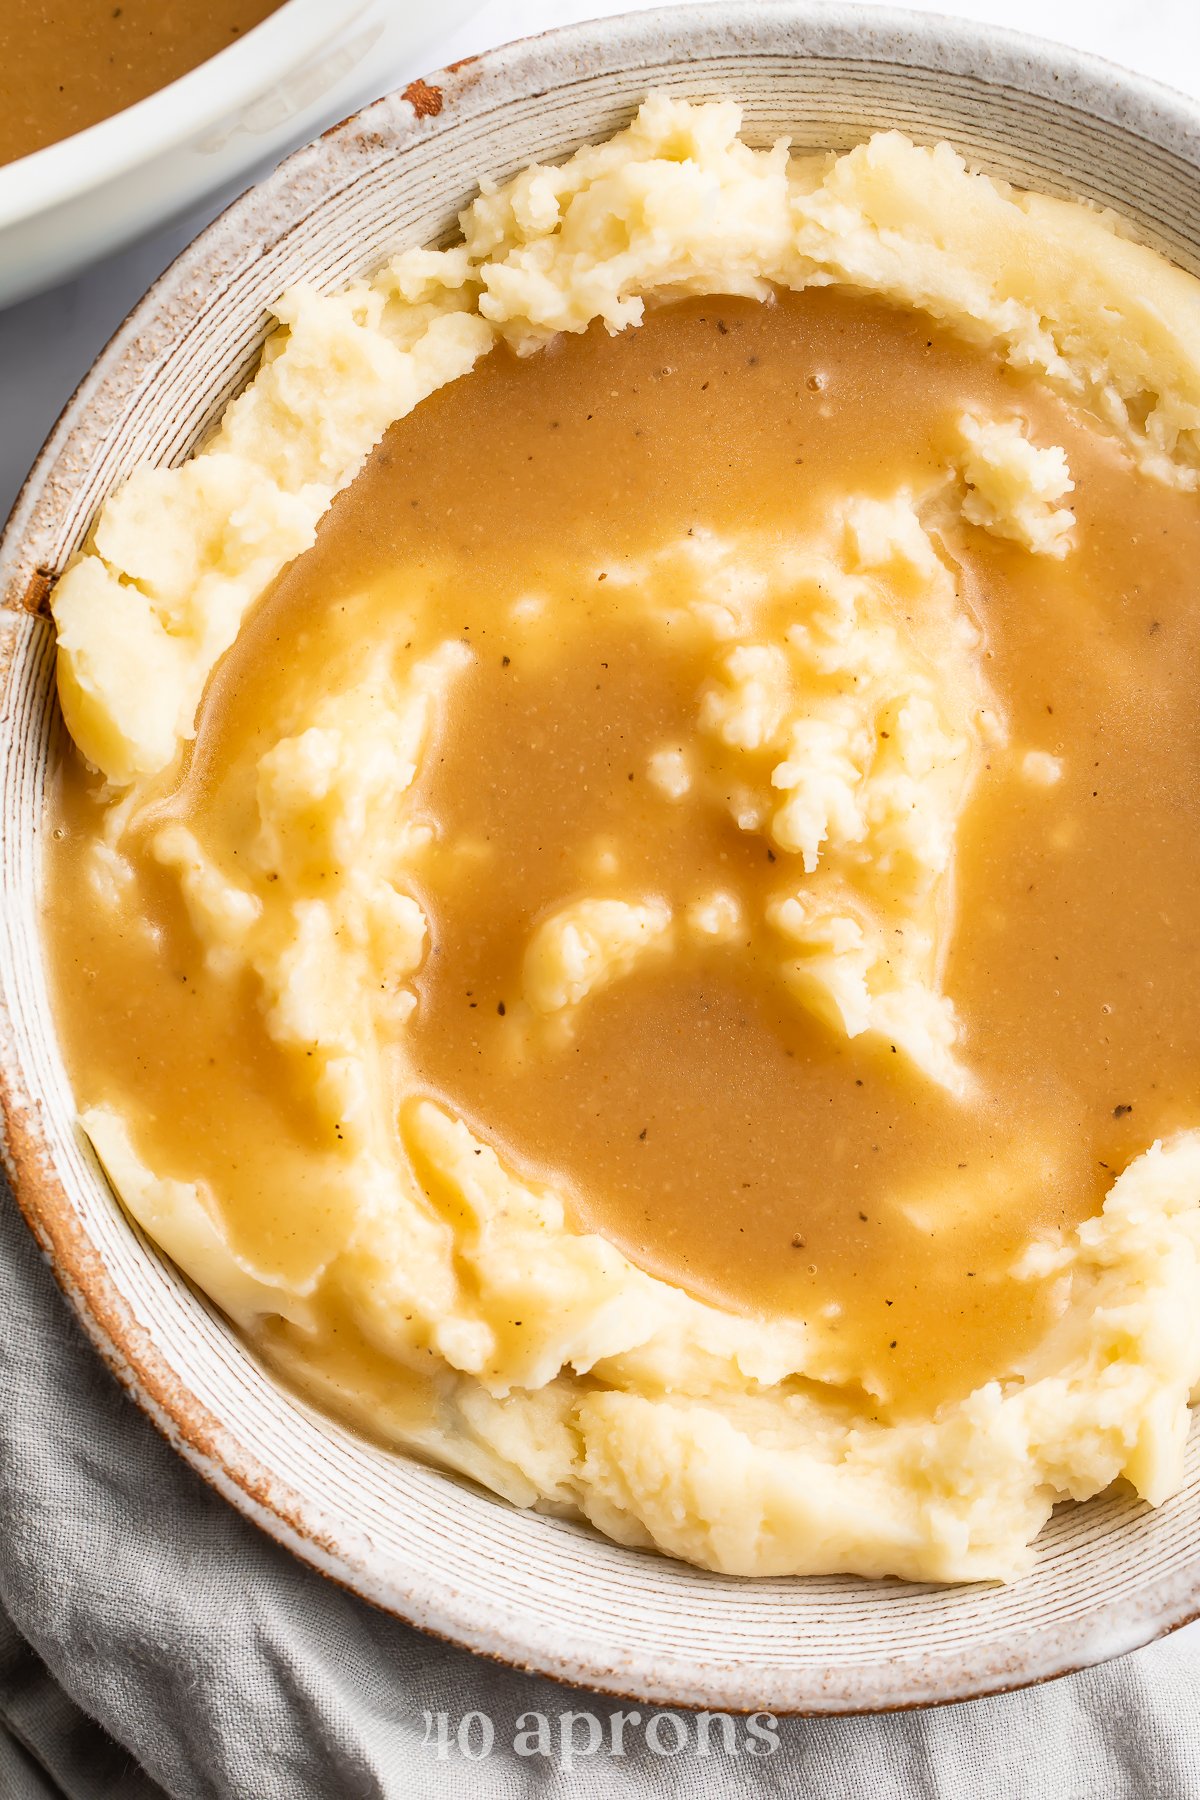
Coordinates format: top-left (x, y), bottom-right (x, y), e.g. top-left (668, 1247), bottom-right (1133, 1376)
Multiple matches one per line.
top-left (44, 287), bottom-right (1200, 1417)
top-left (0, 0), bottom-right (285, 167)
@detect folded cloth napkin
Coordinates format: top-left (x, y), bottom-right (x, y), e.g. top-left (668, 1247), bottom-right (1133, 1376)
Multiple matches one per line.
top-left (2, 1181), bottom-right (1199, 1800)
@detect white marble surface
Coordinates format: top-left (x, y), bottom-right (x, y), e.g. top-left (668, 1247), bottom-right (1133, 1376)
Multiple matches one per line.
top-left (3, 0), bottom-right (1199, 1656)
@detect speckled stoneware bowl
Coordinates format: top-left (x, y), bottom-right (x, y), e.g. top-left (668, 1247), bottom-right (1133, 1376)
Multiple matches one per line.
top-left (3, 1), bottom-right (1200, 1714)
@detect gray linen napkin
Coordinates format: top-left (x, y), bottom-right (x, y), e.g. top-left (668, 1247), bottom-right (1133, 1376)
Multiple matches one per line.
top-left (2, 1179), bottom-right (1200, 1800)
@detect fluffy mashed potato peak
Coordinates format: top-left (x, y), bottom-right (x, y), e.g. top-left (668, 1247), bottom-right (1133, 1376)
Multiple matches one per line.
top-left (956, 413), bottom-right (1076, 555)
top-left (524, 898), bottom-right (673, 1016)
top-left (612, 501), bottom-right (990, 1094)
top-left (53, 93), bottom-right (1200, 785)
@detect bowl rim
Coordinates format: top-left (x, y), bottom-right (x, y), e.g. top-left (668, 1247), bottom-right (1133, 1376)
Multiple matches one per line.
top-left (0, 0), bottom-right (374, 231)
top-left (4, 0), bottom-right (1200, 1715)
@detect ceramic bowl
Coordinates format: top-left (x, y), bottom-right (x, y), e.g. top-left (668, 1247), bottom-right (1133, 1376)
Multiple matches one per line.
top-left (3, 1), bottom-right (1200, 1714)
top-left (0, 0), bottom-right (483, 307)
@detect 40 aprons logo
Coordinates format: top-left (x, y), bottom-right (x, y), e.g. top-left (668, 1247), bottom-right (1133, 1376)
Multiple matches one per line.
top-left (422, 1707), bottom-right (780, 1769)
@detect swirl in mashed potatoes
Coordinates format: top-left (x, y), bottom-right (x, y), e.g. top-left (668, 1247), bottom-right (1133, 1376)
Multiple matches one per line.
top-left (44, 96), bottom-right (1200, 1582)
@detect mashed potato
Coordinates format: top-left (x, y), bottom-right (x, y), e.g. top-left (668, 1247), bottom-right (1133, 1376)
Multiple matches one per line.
top-left (53, 93), bottom-right (1200, 787)
top-left (49, 96), bottom-right (1200, 1583)
top-left (956, 413), bottom-right (1076, 556)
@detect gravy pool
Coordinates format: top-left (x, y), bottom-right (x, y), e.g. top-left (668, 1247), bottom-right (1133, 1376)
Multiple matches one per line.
top-left (1, 0), bottom-right (285, 166)
top-left (44, 287), bottom-right (1200, 1418)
